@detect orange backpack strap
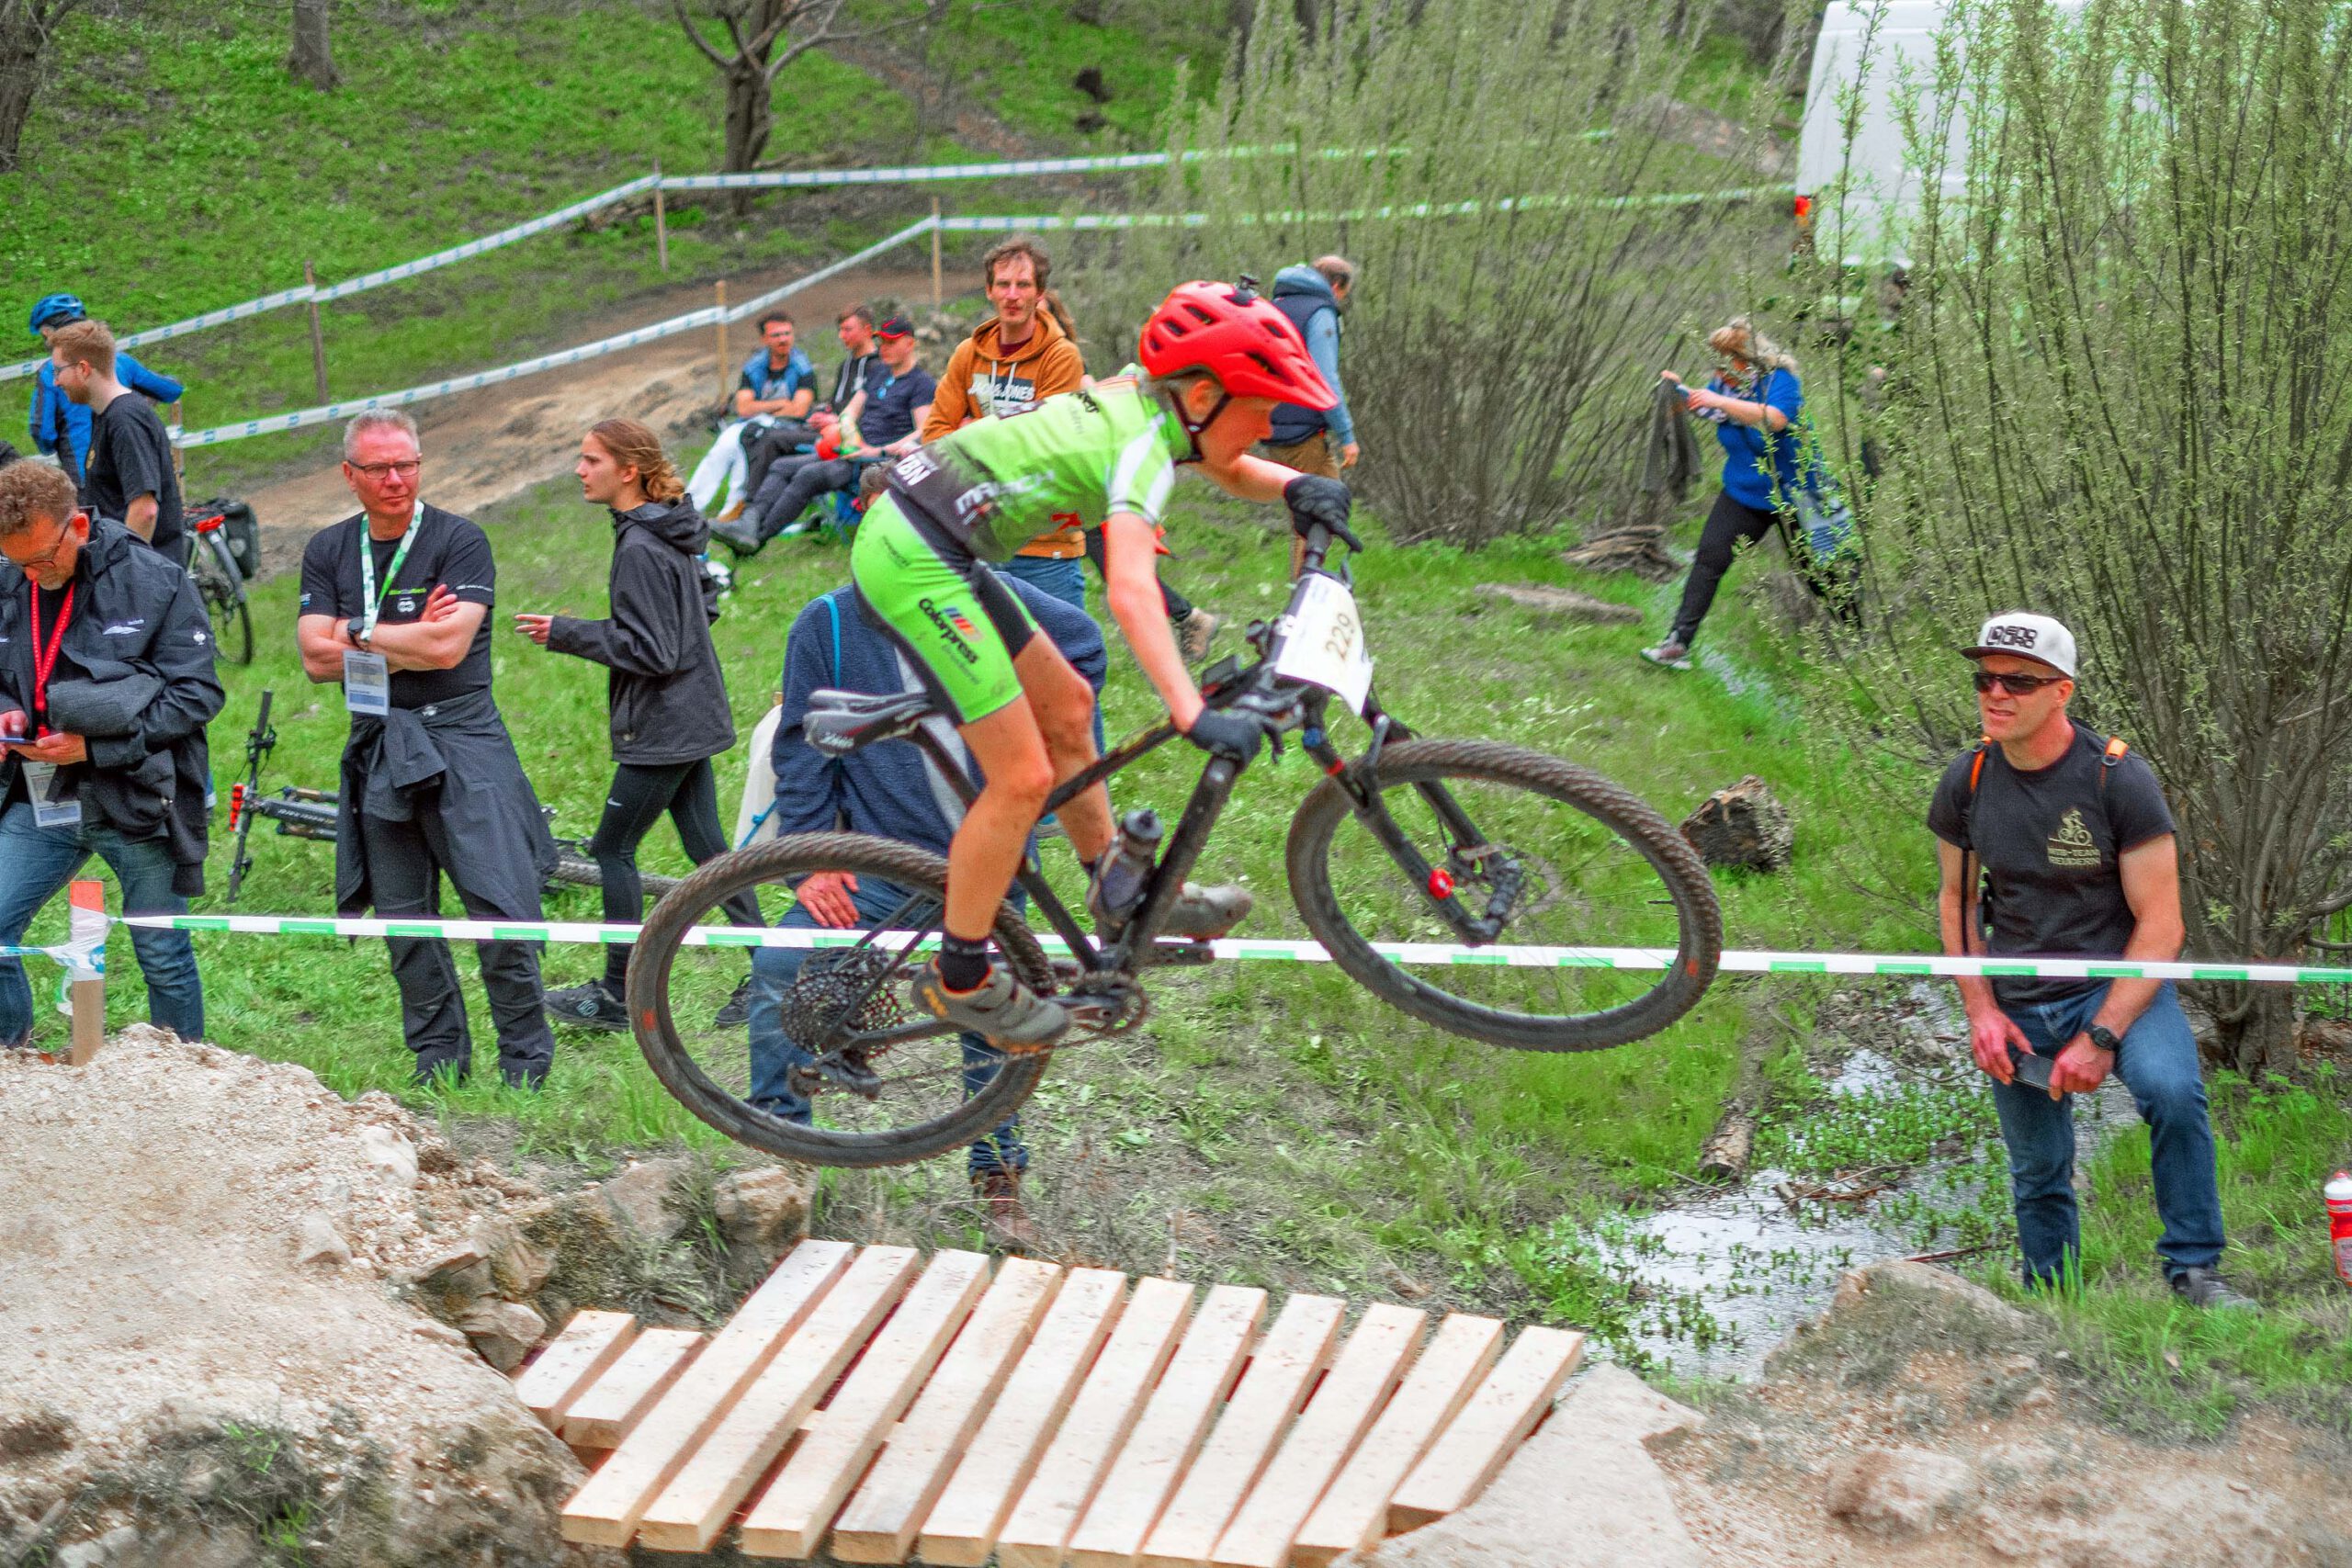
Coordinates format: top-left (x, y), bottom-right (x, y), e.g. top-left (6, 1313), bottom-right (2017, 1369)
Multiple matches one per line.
top-left (2099, 735), bottom-right (2129, 796)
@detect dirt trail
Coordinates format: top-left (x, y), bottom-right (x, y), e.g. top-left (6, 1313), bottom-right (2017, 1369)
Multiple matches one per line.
top-left (241, 264), bottom-right (945, 580)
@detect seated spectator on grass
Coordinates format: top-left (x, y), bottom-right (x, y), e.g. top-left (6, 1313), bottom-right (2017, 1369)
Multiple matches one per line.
top-left (685, 311), bottom-right (815, 518)
top-left (746, 568), bottom-right (1106, 1248)
top-left (740, 304), bottom-right (883, 503)
top-left (711, 315), bottom-right (933, 555)
top-left (48, 321), bottom-right (187, 570)
top-left (515, 418), bottom-right (763, 1032)
top-left (27, 293), bottom-right (183, 491)
top-left (0, 459), bottom-right (223, 1053)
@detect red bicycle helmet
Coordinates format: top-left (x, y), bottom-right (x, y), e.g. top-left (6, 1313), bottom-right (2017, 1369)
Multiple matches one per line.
top-left (1139, 280), bottom-right (1339, 411)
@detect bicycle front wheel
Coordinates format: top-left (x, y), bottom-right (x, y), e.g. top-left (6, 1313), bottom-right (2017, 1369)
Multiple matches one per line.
top-left (1286, 739), bottom-right (1721, 1051)
top-left (198, 533), bottom-right (254, 666)
top-left (628, 831), bottom-right (1055, 1167)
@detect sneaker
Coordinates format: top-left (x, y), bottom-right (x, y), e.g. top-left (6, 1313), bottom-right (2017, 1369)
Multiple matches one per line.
top-left (1088, 871), bottom-right (1254, 942)
top-left (2168, 1267), bottom-right (2256, 1310)
top-left (708, 516), bottom-right (763, 557)
top-left (775, 516), bottom-right (814, 539)
top-left (713, 977), bottom-right (753, 1031)
top-left (1640, 638), bottom-right (1693, 671)
top-left (908, 959), bottom-right (1069, 1051)
top-left (1176, 606), bottom-right (1221, 663)
top-left (974, 1169), bottom-right (1044, 1254)
top-left (547, 980), bottom-right (629, 1033)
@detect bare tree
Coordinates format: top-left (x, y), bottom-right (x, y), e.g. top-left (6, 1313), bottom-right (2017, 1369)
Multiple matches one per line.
top-left (0, 0), bottom-right (85, 173)
top-left (673, 0), bottom-right (862, 183)
top-left (287, 0), bottom-right (335, 91)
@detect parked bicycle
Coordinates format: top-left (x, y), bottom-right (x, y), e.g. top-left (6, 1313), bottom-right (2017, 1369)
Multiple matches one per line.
top-left (185, 496), bottom-right (257, 667)
top-left (626, 524), bottom-right (1724, 1168)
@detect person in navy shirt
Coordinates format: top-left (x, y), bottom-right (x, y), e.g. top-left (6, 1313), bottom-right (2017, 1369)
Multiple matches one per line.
top-left (711, 315), bottom-right (934, 555)
top-left (1643, 318), bottom-right (1826, 670)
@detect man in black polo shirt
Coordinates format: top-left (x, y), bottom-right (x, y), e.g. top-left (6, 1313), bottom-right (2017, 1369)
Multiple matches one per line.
top-left (711, 314), bottom-right (935, 555)
top-left (49, 320), bottom-right (186, 569)
top-left (1928, 612), bottom-right (2245, 1308)
top-left (296, 410), bottom-right (558, 1088)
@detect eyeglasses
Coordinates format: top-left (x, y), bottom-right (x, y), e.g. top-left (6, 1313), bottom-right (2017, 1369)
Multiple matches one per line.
top-left (348, 459), bottom-right (422, 480)
top-left (5, 523), bottom-right (76, 575)
top-left (1973, 669), bottom-right (2066, 696)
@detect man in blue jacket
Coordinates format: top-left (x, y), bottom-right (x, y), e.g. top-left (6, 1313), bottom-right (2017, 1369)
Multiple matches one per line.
top-left (747, 570), bottom-right (1106, 1248)
top-left (26, 295), bottom-right (183, 489)
top-left (1262, 258), bottom-right (1361, 479)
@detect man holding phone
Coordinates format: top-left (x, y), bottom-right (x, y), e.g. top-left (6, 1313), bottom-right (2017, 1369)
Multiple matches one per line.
top-left (0, 460), bottom-right (221, 1051)
top-left (1928, 612), bottom-right (2245, 1307)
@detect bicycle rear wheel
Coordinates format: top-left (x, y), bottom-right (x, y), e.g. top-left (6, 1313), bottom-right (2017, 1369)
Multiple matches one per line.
top-left (628, 831), bottom-right (1054, 1167)
top-left (1286, 739), bottom-right (1721, 1051)
top-left (197, 533), bottom-right (253, 666)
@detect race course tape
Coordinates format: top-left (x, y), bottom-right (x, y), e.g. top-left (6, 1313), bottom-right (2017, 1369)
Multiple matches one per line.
top-left (170, 220), bottom-right (934, 448)
top-left (113, 913), bottom-right (2348, 985)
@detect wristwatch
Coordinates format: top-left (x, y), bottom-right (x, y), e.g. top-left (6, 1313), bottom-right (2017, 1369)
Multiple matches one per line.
top-left (346, 615), bottom-right (370, 648)
top-left (2087, 1024), bottom-right (2122, 1055)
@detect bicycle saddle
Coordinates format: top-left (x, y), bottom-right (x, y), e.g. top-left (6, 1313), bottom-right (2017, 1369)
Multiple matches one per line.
top-left (803, 688), bottom-right (938, 756)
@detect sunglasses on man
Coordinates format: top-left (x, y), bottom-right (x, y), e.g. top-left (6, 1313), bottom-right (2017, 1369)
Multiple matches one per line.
top-left (1973, 669), bottom-right (2066, 696)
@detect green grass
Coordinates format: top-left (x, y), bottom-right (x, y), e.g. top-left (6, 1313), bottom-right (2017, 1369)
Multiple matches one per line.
top-left (2, 0), bottom-right (950, 492)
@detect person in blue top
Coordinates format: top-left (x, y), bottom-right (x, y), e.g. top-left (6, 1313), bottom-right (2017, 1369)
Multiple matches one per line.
top-left (746, 569), bottom-right (1105, 1247)
top-left (25, 295), bottom-right (184, 489)
top-left (684, 311), bottom-right (815, 516)
top-left (1262, 258), bottom-right (1360, 476)
top-left (1644, 318), bottom-right (1833, 670)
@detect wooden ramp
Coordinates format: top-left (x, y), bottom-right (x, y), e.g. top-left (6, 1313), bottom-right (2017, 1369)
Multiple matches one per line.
top-left (528, 1240), bottom-right (1582, 1565)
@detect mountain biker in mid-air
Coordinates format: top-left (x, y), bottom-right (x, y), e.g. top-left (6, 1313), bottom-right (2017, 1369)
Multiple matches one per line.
top-left (849, 278), bottom-right (1356, 1049)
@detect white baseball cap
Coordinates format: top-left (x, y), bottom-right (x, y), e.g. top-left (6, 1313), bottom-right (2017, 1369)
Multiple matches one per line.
top-left (1961, 612), bottom-right (2076, 677)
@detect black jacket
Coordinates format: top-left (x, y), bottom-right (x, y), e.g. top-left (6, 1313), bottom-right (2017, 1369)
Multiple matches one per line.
top-left (0, 518), bottom-right (224, 893)
top-left (547, 499), bottom-right (736, 766)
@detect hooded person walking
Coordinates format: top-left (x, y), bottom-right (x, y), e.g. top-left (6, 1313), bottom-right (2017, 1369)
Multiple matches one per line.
top-left (516, 419), bottom-right (761, 1032)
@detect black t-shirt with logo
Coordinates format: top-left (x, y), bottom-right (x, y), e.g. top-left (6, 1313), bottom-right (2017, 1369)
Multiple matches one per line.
top-left (297, 505), bottom-right (497, 709)
top-left (83, 392), bottom-right (184, 561)
top-left (1928, 719), bottom-right (2177, 1007)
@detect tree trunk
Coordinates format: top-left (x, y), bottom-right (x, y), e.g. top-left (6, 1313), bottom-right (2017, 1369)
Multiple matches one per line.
top-left (2214, 983), bottom-right (2301, 1081)
top-left (288, 0), bottom-right (337, 91)
top-left (0, 3), bottom-right (51, 175)
top-left (722, 57), bottom-right (772, 214)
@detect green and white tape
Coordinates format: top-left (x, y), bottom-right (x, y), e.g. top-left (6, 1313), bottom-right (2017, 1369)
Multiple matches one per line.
top-left (112, 912), bottom-right (2347, 985)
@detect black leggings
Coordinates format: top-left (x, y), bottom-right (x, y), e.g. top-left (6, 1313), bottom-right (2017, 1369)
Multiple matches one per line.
top-left (1668, 491), bottom-right (1860, 645)
top-left (590, 759), bottom-right (760, 993)
top-left (1082, 527), bottom-right (1195, 620)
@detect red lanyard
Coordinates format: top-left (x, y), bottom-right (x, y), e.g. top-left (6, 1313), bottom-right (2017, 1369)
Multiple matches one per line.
top-left (28, 581), bottom-right (74, 734)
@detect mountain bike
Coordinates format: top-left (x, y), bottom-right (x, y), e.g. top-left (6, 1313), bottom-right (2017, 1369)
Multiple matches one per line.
top-left (186, 501), bottom-right (254, 666)
top-left (628, 524), bottom-right (1724, 1167)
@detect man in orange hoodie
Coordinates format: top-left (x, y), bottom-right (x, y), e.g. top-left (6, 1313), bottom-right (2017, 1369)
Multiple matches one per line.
top-left (925, 235), bottom-right (1220, 659)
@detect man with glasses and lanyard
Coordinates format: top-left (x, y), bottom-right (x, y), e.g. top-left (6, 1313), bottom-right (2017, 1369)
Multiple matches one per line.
top-left (0, 459), bottom-right (221, 1052)
top-left (296, 411), bottom-right (560, 1089)
top-left (1929, 612), bottom-right (2248, 1308)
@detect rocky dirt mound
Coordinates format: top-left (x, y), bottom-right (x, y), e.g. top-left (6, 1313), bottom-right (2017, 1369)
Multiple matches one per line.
top-left (0, 1030), bottom-right (806, 1568)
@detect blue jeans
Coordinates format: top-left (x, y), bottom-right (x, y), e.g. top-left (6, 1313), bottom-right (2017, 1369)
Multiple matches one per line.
top-left (1991, 981), bottom-right (2225, 1286)
top-left (0, 800), bottom-right (202, 1047)
top-left (746, 875), bottom-right (1025, 1176)
top-left (997, 552), bottom-right (1087, 613)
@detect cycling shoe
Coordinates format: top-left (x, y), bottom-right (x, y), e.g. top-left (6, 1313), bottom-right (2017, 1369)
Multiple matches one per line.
top-left (1088, 874), bottom-right (1254, 942)
top-left (908, 959), bottom-right (1069, 1051)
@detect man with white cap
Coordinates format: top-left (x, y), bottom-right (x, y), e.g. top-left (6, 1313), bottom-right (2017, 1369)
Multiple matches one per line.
top-left (1928, 612), bottom-right (2248, 1308)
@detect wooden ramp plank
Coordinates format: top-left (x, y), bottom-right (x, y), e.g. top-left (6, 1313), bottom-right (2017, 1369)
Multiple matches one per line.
top-left (514, 1310), bottom-right (637, 1428)
top-left (1139, 1292), bottom-right (1345, 1568)
top-left (560, 1238), bottom-right (855, 1547)
top-left (560, 1328), bottom-right (706, 1450)
top-left (918, 1267), bottom-right (1129, 1568)
top-left (1288, 1313), bottom-right (1504, 1568)
top-left (995, 1276), bottom-right (1196, 1568)
top-left (1210, 1303), bottom-right (1428, 1568)
top-left (1065, 1283), bottom-right (1268, 1568)
top-left (1385, 1325), bottom-right (1584, 1533)
top-left (738, 1248), bottom-right (994, 1560)
top-left (831, 1257), bottom-right (1067, 1564)
top-left (634, 1244), bottom-right (922, 1552)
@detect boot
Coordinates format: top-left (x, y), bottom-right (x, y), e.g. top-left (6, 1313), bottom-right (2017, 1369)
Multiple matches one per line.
top-left (974, 1169), bottom-right (1044, 1253)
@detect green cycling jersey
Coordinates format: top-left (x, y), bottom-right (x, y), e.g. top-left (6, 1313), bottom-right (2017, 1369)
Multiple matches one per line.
top-left (922, 373), bottom-right (1189, 561)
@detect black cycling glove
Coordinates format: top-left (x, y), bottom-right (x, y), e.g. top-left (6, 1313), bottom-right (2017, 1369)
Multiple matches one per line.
top-left (1185, 706), bottom-right (1268, 764)
top-left (1283, 474), bottom-right (1363, 552)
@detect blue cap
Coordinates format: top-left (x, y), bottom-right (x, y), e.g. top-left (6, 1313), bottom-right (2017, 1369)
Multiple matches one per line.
top-left (28, 294), bottom-right (85, 335)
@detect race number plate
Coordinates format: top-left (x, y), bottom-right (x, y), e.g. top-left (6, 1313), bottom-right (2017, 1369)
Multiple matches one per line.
top-left (1273, 573), bottom-right (1374, 716)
